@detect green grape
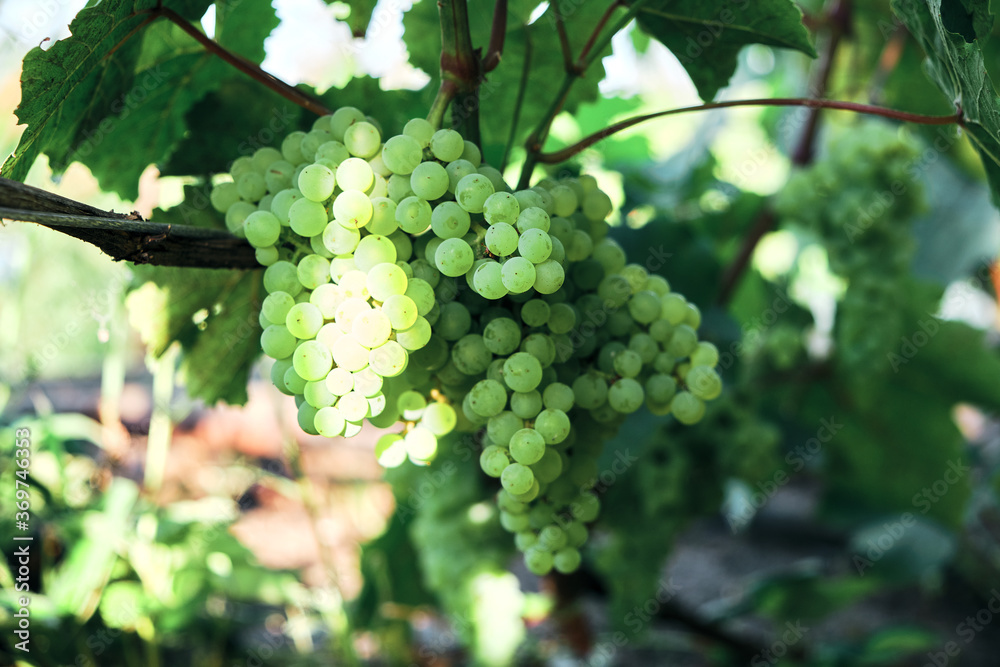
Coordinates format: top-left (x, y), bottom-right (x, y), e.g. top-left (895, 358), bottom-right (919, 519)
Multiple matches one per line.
top-left (533, 259), bottom-right (565, 294)
top-left (483, 192), bottom-right (520, 224)
top-left (469, 379), bottom-right (507, 417)
top-left (519, 300), bottom-right (549, 327)
top-left (421, 402), bottom-right (457, 436)
top-left (237, 171), bottom-right (267, 202)
top-left (344, 121), bottom-right (381, 158)
top-left (660, 293), bottom-right (688, 325)
top-left (405, 426), bottom-right (438, 461)
top-left (396, 316), bottom-right (432, 350)
top-left (435, 238), bottom-right (475, 277)
top-left (297, 402), bottom-right (320, 436)
top-left (398, 391), bottom-right (427, 420)
top-left (628, 290), bottom-right (661, 324)
top-left (509, 428), bottom-right (545, 465)
top-left (375, 433), bottom-right (407, 467)
top-left (286, 303), bottom-right (323, 339)
top-left (304, 379), bottom-right (337, 408)
top-left (524, 547), bottom-right (553, 576)
top-left (510, 390), bottom-right (542, 419)
top-left (520, 333), bottom-right (555, 367)
top-left (370, 340), bottom-right (408, 377)
top-left (485, 222), bottom-right (518, 256)
top-left (297, 164), bottom-right (336, 202)
top-left (244, 210), bottom-right (281, 248)
top-left (612, 349), bottom-right (643, 378)
top-left (501, 463), bottom-right (535, 495)
top-left (352, 368), bottom-right (384, 397)
top-left (314, 407), bottom-right (346, 437)
top-left (284, 366), bottom-right (308, 394)
top-left (352, 310), bottom-right (392, 348)
top-left (430, 128), bottom-right (464, 162)
top-left (271, 359), bottom-right (292, 395)
top-left (332, 190), bottom-right (373, 228)
top-left (531, 448), bottom-right (563, 483)
top-left (316, 140), bottom-right (350, 165)
top-left (534, 409), bottom-right (570, 444)
top-left (503, 352), bottom-right (543, 392)
top-left (461, 140), bottom-right (481, 165)
top-left (411, 161), bottom-right (449, 200)
top-left (354, 234), bottom-right (397, 272)
top-left (387, 173), bottom-right (415, 200)
top-left (368, 197), bottom-right (398, 235)
top-left (451, 334), bottom-right (492, 375)
top-left (262, 291), bottom-right (295, 325)
top-left (446, 159), bottom-right (477, 192)
top-left (323, 221), bottom-right (361, 255)
top-left (645, 373), bottom-right (677, 404)
top-left (477, 165), bottom-right (506, 192)
top-left (455, 174), bottom-right (495, 213)
top-left (431, 201), bottom-right (472, 239)
top-left (367, 263), bottom-right (408, 301)
top-left (331, 334), bottom-right (370, 372)
top-left (553, 547), bottom-right (581, 573)
top-left (686, 365), bottom-right (722, 400)
top-left (517, 228), bottom-right (553, 264)
top-left (261, 325), bottom-right (296, 359)
top-left (546, 303), bottom-right (576, 334)
top-left (396, 196), bottom-right (432, 234)
top-left (671, 391), bottom-right (705, 425)
top-left (542, 382), bottom-right (574, 411)
top-left (500, 511), bottom-right (531, 532)
top-left (293, 340), bottom-right (334, 381)
top-left (337, 391), bottom-right (370, 422)
top-left (666, 324), bottom-right (699, 358)
top-left (434, 301), bottom-right (471, 340)
top-left (473, 261), bottom-right (508, 300)
top-left (380, 294), bottom-right (418, 330)
top-left (403, 118), bottom-right (434, 146)
top-left (608, 378), bottom-right (643, 414)
top-left (691, 341), bottom-right (719, 368)
top-left (297, 254), bottom-right (330, 289)
top-left (288, 198), bottom-right (328, 236)
top-left (487, 411), bottom-right (524, 446)
top-left (404, 278), bottom-right (435, 315)
top-left (483, 317), bottom-right (522, 355)
top-left (572, 373), bottom-right (608, 409)
top-left (502, 256), bottom-right (537, 294)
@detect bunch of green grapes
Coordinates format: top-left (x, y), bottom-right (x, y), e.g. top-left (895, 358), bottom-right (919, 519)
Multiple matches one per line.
top-left (777, 122), bottom-right (925, 372)
top-left (210, 107), bottom-right (722, 574)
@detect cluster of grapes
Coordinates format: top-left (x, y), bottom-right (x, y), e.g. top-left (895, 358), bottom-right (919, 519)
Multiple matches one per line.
top-left (777, 123), bottom-right (925, 374)
top-left (210, 107), bottom-right (722, 574)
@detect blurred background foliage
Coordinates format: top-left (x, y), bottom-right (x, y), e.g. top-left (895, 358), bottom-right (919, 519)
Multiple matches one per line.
top-left (3, 0), bottom-right (1000, 665)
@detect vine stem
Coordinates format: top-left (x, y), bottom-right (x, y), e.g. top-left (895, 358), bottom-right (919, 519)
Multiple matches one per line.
top-left (517, 0), bottom-right (650, 188)
top-left (143, 7), bottom-right (331, 116)
top-left (538, 97), bottom-right (962, 164)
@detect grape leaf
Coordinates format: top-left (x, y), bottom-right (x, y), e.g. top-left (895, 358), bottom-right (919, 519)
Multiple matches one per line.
top-left (628, 0), bottom-right (817, 101)
top-left (892, 0), bottom-right (1000, 206)
top-left (403, 0), bottom-right (615, 159)
top-left (215, 0), bottom-right (280, 64)
top-left (1, 0), bottom-right (213, 185)
top-left (126, 186), bottom-right (263, 405)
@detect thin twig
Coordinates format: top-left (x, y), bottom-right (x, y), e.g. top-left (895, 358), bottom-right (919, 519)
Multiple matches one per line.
top-left (554, 2), bottom-right (574, 72)
top-left (577, 0), bottom-right (624, 67)
top-left (482, 0), bottom-right (508, 72)
top-left (537, 97), bottom-right (962, 164)
top-left (144, 7), bottom-right (331, 116)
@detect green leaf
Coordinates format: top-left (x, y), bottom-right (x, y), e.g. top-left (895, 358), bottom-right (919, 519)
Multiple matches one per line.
top-left (127, 265), bottom-right (262, 405)
top-left (403, 0), bottom-right (615, 157)
top-left (746, 571), bottom-right (882, 622)
top-left (893, 0), bottom-right (1000, 205)
top-left (215, 0), bottom-right (280, 64)
top-left (76, 54), bottom-right (227, 199)
top-left (629, 0), bottom-right (817, 101)
top-left (1, 0), bottom-right (213, 187)
top-left (126, 187), bottom-right (263, 405)
top-left (342, 0), bottom-right (379, 36)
